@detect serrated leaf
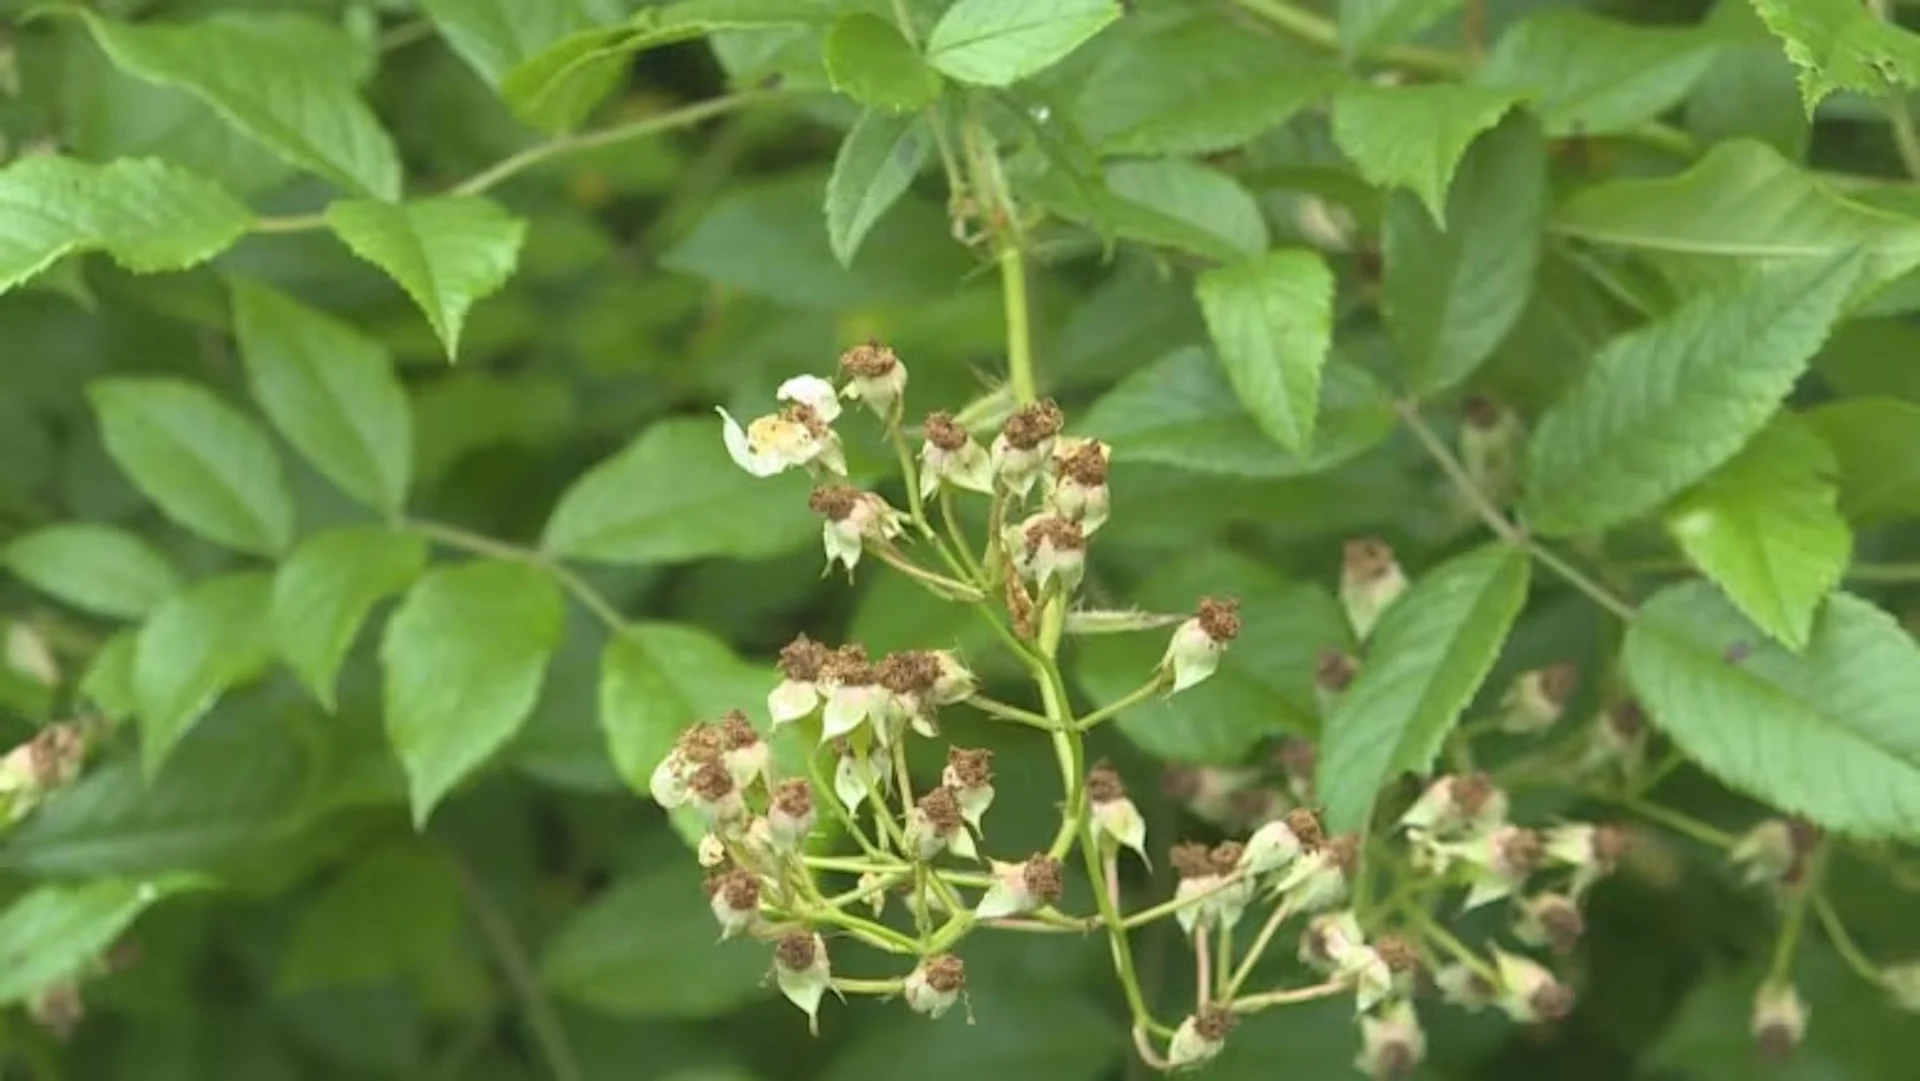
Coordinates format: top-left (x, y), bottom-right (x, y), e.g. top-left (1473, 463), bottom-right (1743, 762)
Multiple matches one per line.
top-left (540, 417), bottom-right (817, 564)
top-left (600, 623), bottom-right (775, 792)
top-left (825, 109), bottom-right (929, 267)
top-left (133, 572), bottom-right (275, 777)
top-left (1475, 9), bottom-right (1723, 135)
top-left (273, 527), bottom-right (429, 710)
top-left (1082, 346), bottom-right (1394, 478)
top-left (89, 378), bottom-right (295, 557)
top-left (1553, 140), bottom-right (1920, 299)
top-left (0, 879), bottom-right (194, 1005)
top-left (77, 11), bottom-right (400, 199)
top-left (1076, 550), bottom-right (1352, 764)
top-left (1686, 1), bottom-right (1809, 159)
top-left (1074, 11), bottom-right (1343, 156)
top-left (1520, 255), bottom-right (1862, 537)
top-left (1317, 544), bottom-right (1530, 832)
top-left (1625, 581), bottom-right (1920, 838)
top-left (381, 561), bottom-right (563, 825)
top-left (824, 14), bottom-right (942, 112)
top-left (325, 197), bottom-right (528, 361)
top-left (5, 524), bottom-right (181, 620)
top-left (279, 838), bottom-right (462, 993)
top-left (1752, 0), bottom-right (1920, 111)
top-left (232, 279), bottom-right (413, 513)
top-left (540, 859), bottom-right (768, 1016)
top-left (926, 0), bottom-right (1121, 87)
top-left (1195, 249), bottom-right (1335, 453)
top-left (0, 156), bottom-right (249, 295)
top-left (1805, 398), bottom-right (1920, 525)
top-left (1383, 111), bottom-right (1546, 393)
top-left (1339, 0), bottom-right (1462, 59)
top-left (421, 0), bottom-right (599, 87)
top-left (1030, 157), bottom-right (1271, 263)
top-left (1331, 83), bottom-right (1522, 225)
top-left (1667, 418), bottom-right (1849, 651)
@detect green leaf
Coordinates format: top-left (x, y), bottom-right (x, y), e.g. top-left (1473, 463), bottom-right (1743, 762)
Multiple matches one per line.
top-left (88, 378), bottom-right (295, 557)
top-left (1076, 550), bottom-right (1352, 764)
top-left (825, 109), bottom-right (930, 267)
top-left (1330, 83), bottom-right (1522, 226)
top-left (1667, 418), bottom-right (1849, 651)
top-left (80, 631), bottom-right (139, 723)
top-left (0, 879), bottom-right (191, 1005)
top-left (133, 572), bottom-right (276, 776)
top-left (1624, 581), bottom-right (1920, 838)
top-left (1805, 398), bottom-right (1920, 525)
top-left (0, 156), bottom-right (249, 295)
top-left (273, 527), bottom-right (430, 710)
top-left (1552, 140), bottom-right (1920, 300)
top-left (1519, 255), bottom-right (1862, 538)
top-left (1194, 249), bottom-right (1335, 453)
top-left (1317, 544), bottom-right (1531, 833)
top-left (820, 988), bottom-right (1118, 1081)
top-left (824, 14), bottom-right (942, 112)
top-left (1685, 1), bottom-right (1810, 160)
top-left (1752, 0), bottom-right (1920, 111)
top-left (420, 0), bottom-right (599, 87)
top-left (1475, 9), bottom-right (1723, 135)
top-left (1382, 112), bottom-right (1545, 394)
top-left (926, 0), bottom-right (1122, 87)
top-left (1339, 0), bottom-right (1462, 59)
top-left (380, 561), bottom-right (564, 825)
top-left (540, 861), bottom-right (768, 1016)
top-left (1032, 157), bottom-right (1270, 263)
top-left (540, 417), bottom-right (817, 564)
top-left (77, 11), bottom-right (401, 199)
top-left (1073, 12), bottom-right (1343, 156)
top-left (232, 279), bottom-right (413, 513)
top-left (599, 623), bottom-right (775, 793)
top-left (324, 197), bottom-right (529, 361)
top-left (279, 838), bottom-right (462, 992)
top-left (1081, 346), bottom-right (1394, 478)
top-left (4, 524), bottom-right (181, 620)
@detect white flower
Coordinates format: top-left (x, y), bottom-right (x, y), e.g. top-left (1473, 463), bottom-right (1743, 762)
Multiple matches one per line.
top-left (1159, 598), bottom-right (1241, 693)
top-left (942, 747), bottom-right (995, 830)
top-left (904, 787), bottom-right (977, 861)
top-left (773, 933), bottom-right (835, 1035)
top-left (707, 869), bottom-right (760, 939)
top-left (990, 400), bottom-right (1063, 497)
top-left (810, 486), bottom-right (904, 573)
top-left (718, 375), bottom-right (847, 478)
top-left (838, 341), bottom-right (908, 419)
top-left (975, 855), bottom-right (1062, 919)
top-left (904, 955), bottom-right (966, 1019)
top-left (769, 635), bottom-right (828, 727)
top-left (919, 412), bottom-right (993, 497)
top-left (1045, 437), bottom-right (1111, 533)
top-left (716, 711), bottom-right (767, 790)
top-left (1007, 514), bottom-right (1085, 595)
top-left (1238, 818), bottom-right (1302, 878)
top-left (768, 778), bottom-right (817, 851)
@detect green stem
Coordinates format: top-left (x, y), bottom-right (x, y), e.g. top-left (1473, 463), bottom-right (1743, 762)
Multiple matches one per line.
top-left (1844, 563), bottom-right (1920, 583)
top-left (1076, 675), bottom-right (1168, 732)
top-left (407, 519), bottom-right (628, 631)
top-left (1229, 978), bottom-right (1347, 1014)
top-left (938, 487), bottom-right (985, 583)
top-left (1405, 904), bottom-right (1500, 986)
top-left (803, 752), bottom-right (887, 861)
top-left (452, 856), bottom-right (584, 1081)
top-left (1608, 793), bottom-right (1737, 849)
top-left (1000, 242), bottom-right (1037, 403)
top-left (1767, 848), bottom-right (1824, 987)
top-left (1230, 0), bottom-right (1466, 75)
top-left (1120, 872), bottom-right (1246, 930)
top-left (1223, 898), bottom-right (1292, 998)
top-left (966, 695), bottom-right (1057, 730)
top-left (833, 977), bottom-right (906, 995)
top-left (1812, 892), bottom-right (1885, 984)
top-left (1080, 822), bottom-right (1163, 1034)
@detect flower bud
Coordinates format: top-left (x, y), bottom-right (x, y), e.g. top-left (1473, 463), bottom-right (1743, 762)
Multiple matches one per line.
top-left (1314, 650), bottom-right (1358, 715)
top-left (1046, 437), bottom-right (1112, 534)
top-left (717, 711), bottom-right (767, 789)
top-left (1340, 538), bottom-right (1406, 640)
top-left (1238, 817), bottom-right (1302, 877)
top-left (990, 399), bottom-right (1064, 497)
top-left (1087, 765), bottom-right (1149, 864)
top-left (773, 932), bottom-right (833, 1034)
top-left (1435, 961), bottom-right (1497, 1012)
top-left (976, 854), bottom-right (1063, 919)
top-left (1159, 597), bottom-right (1241, 693)
top-left (1168, 1005), bottom-right (1235, 1070)
top-left (905, 786), bottom-right (976, 861)
top-left (705, 868), bottom-right (761, 939)
top-left (1731, 817), bottom-right (1822, 889)
top-left (1009, 514), bottom-right (1086, 595)
top-left (1356, 1000), bottom-right (1425, 1080)
top-left (1514, 893), bottom-right (1585, 956)
top-left (688, 759), bottom-right (746, 830)
top-left (1461, 395), bottom-right (1523, 506)
top-left (903, 954), bottom-right (966, 1019)
top-left (769, 778), bottom-right (817, 851)
top-left (1500, 664), bottom-right (1577, 734)
top-left (919, 412), bottom-right (993, 497)
top-left (1492, 949), bottom-right (1574, 1024)
top-left (1751, 981), bottom-right (1807, 1058)
top-left (838, 340), bottom-right (907, 419)
top-left (942, 746), bottom-right (996, 829)
top-left (769, 635), bottom-right (828, 726)
top-left (810, 485), bottom-right (904, 573)
top-left (718, 375), bottom-right (847, 478)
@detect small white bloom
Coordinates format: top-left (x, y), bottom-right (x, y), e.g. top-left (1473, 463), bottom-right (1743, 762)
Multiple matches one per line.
top-left (942, 747), bottom-right (995, 830)
top-left (1167, 1007), bottom-right (1235, 1070)
top-left (718, 377), bottom-right (846, 478)
top-left (919, 412), bottom-right (994, 497)
top-left (773, 933), bottom-right (835, 1035)
top-left (810, 485), bottom-right (904, 574)
top-left (974, 855), bottom-right (1062, 920)
top-left (716, 712), bottom-right (767, 790)
top-left (696, 832), bottom-right (727, 868)
top-left (768, 778), bottom-right (817, 851)
top-left (903, 955), bottom-right (966, 1019)
top-left (837, 341), bottom-right (908, 419)
top-left (648, 749), bottom-right (691, 809)
top-left (1007, 513), bottom-right (1085, 595)
top-left (1045, 436), bottom-right (1112, 533)
top-left (1159, 598), bottom-right (1241, 694)
top-left (1238, 818), bottom-right (1302, 878)
top-left (904, 787), bottom-right (976, 861)
top-left (990, 400), bottom-right (1063, 497)
top-left (706, 869), bottom-right (760, 939)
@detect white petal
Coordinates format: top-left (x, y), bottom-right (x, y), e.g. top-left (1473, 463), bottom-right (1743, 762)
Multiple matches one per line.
top-left (768, 680), bottom-right (820, 726)
top-left (777, 965), bottom-right (829, 1034)
top-left (957, 784), bottom-right (994, 830)
top-left (822, 688), bottom-right (872, 741)
top-left (973, 880), bottom-right (1026, 920)
top-left (648, 753), bottom-right (687, 807)
top-left (778, 375), bottom-right (842, 423)
top-left (951, 443), bottom-right (994, 494)
top-left (834, 754), bottom-right (869, 810)
top-left (947, 827), bottom-right (979, 861)
top-left (717, 407), bottom-right (782, 477)
top-left (814, 434), bottom-right (848, 476)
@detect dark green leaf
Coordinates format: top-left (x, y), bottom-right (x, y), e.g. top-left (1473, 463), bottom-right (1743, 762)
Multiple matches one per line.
top-left (273, 527), bottom-right (429, 710)
top-left (279, 839), bottom-right (462, 992)
top-left (1339, 0), bottom-right (1462, 59)
top-left (420, 0), bottom-right (599, 87)
top-left (380, 561), bottom-right (564, 825)
top-left (232, 279), bottom-right (413, 513)
top-left (1194, 248), bottom-right (1335, 452)
top-left (1686, 0), bottom-right (1810, 159)
top-left (1625, 581), bottom-right (1920, 838)
top-left (1317, 543), bottom-right (1531, 832)
top-left (925, 0), bottom-right (1121, 87)
top-left (825, 109), bottom-right (930, 267)
top-left (599, 623), bottom-right (775, 792)
top-left (1331, 83), bottom-right (1522, 226)
top-left (823, 14), bottom-right (942, 112)
top-left (1520, 255), bottom-right (1862, 537)
top-left (820, 987), bottom-right (1118, 1081)
top-left (1806, 397), bottom-right (1920, 525)
top-left (133, 572), bottom-right (276, 776)
top-left (5, 524), bottom-right (181, 620)
top-left (325, 197), bottom-right (529, 361)
top-left (1752, 0), bottom-right (1920, 111)
top-left (1475, 10), bottom-right (1723, 135)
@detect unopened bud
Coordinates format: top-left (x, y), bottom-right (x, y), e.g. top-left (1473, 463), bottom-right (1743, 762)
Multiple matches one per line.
top-left (1168, 1004), bottom-right (1235, 1069)
top-left (976, 854), bottom-right (1063, 919)
top-left (1314, 650), bottom-right (1358, 713)
top-left (991, 399), bottom-right (1065, 497)
top-left (943, 747), bottom-right (995, 829)
top-left (1160, 597), bottom-right (1241, 693)
top-left (904, 954), bottom-right (966, 1019)
top-left (919, 412), bottom-right (993, 497)
top-left (1751, 982), bottom-right (1807, 1058)
top-left (769, 778), bottom-right (817, 850)
top-left (1730, 818), bottom-right (1809, 888)
top-left (1046, 437), bottom-right (1112, 533)
top-left (773, 932), bottom-right (833, 1034)
top-left (838, 340), bottom-right (907, 419)
top-left (1493, 949), bottom-right (1574, 1024)
top-left (1341, 538), bottom-right (1407, 640)
top-left (1515, 893), bottom-right (1585, 956)
top-left (1501, 664), bottom-right (1577, 734)
top-left (1461, 396), bottom-right (1523, 506)
top-left (1356, 999), bottom-right (1425, 1080)
top-left (810, 486), bottom-right (905, 573)
top-left (706, 869), bottom-right (761, 938)
top-left (1088, 764), bottom-right (1148, 863)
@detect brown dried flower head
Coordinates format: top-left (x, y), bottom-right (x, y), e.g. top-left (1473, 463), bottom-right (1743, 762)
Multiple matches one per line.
top-left (1497, 827), bottom-right (1545, 877)
top-left (1537, 897), bottom-right (1586, 955)
top-left (1375, 933), bottom-right (1421, 975)
top-left (1530, 980), bottom-right (1575, 1023)
top-left (917, 786), bottom-right (965, 836)
top-left (1024, 515), bottom-right (1085, 555)
top-left (1086, 763), bottom-right (1126, 804)
top-left (924, 411), bottom-right (969, 451)
top-left (1538, 663), bottom-right (1579, 708)
top-left (773, 777), bottom-right (814, 819)
top-left (1325, 834), bottom-right (1362, 877)
top-left (779, 635), bottom-right (829, 682)
top-left (677, 722), bottom-right (725, 765)
top-left (1452, 771), bottom-right (1498, 818)
top-left (1285, 807), bottom-right (1327, 853)
top-left (878, 650), bottom-right (941, 695)
top-left (840, 339), bottom-right (899, 378)
top-left (774, 931), bottom-right (817, 972)
top-left (1343, 537), bottom-right (1399, 584)
top-left (1022, 854), bottom-right (1064, 904)
top-left (1194, 1003), bottom-right (1237, 1042)
top-left (1605, 699), bottom-right (1646, 740)
top-left (924, 953), bottom-right (966, 993)
top-left (718, 869), bottom-right (760, 912)
top-left (1059, 440), bottom-right (1109, 486)
top-left (947, 747), bottom-right (994, 790)
top-left (1209, 841), bottom-right (1245, 875)
top-left (1592, 823), bottom-right (1632, 873)
top-left (807, 484), bottom-right (861, 521)
top-left (1001, 399), bottom-right (1065, 450)
top-left (1196, 596), bottom-right (1242, 643)
top-left (689, 760), bottom-right (735, 801)
top-left (1316, 650), bottom-right (1358, 693)
top-left (1170, 842), bottom-right (1216, 880)
top-left (719, 710), bottom-right (759, 750)
top-left (823, 644), bottom-right (876, 685)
